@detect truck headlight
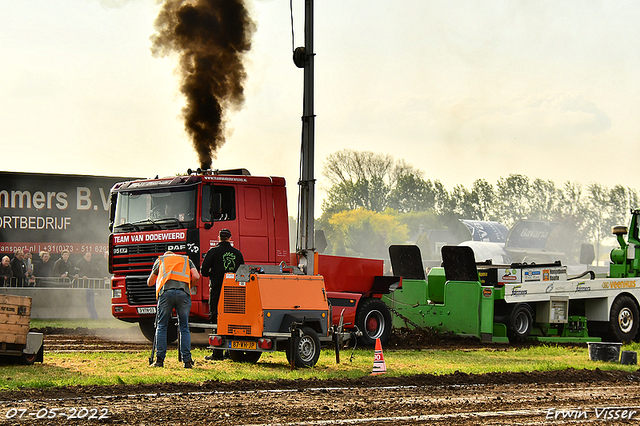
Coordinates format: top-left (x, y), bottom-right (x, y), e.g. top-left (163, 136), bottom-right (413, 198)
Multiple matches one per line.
top-left (112, 289), bottom-right (122, 299)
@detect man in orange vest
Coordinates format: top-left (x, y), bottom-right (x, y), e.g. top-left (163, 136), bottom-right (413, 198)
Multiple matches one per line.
top-left (147, 251), bottom-right (200, 368)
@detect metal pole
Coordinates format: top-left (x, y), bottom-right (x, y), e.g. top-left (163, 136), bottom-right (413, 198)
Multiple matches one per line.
top-left (298, 0), bottom-right (315, 275)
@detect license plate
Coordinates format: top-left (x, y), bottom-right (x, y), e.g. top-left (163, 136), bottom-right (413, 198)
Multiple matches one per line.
top-left (229, 340), bottom-right (257, 350)
top-left (137, 307), bottom-right (156, 315)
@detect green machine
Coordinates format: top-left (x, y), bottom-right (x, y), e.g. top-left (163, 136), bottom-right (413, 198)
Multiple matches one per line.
top-left (384, 245), bottom-right (500, 342)
top-left (384, 245), bottom-right (598, 343)
top-left (610, 209), bottom-right (640, 278)
top-left (384, 210), bottom-right (640, 344)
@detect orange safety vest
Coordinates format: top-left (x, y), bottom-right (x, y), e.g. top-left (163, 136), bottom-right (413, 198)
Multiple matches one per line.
top-left (156, 254), bottom-right (191, 299)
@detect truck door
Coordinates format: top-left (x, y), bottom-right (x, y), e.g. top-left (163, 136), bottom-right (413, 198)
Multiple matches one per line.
top-left (237, 185), bottom-right (271, 263)
top-left (200, 184), bottom-right (238, 256)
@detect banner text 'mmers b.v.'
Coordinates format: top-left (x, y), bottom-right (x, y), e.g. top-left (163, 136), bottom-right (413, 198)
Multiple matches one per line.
top-left (0, 172), bottom-right (136, 255)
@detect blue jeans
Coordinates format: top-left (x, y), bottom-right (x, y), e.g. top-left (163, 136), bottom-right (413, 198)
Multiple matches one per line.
top-left (155, 289), bottom-right (192, 362)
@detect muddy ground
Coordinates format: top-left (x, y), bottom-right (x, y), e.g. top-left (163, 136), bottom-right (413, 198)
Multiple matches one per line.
top-left (2, 328), bottom-right (640, 425)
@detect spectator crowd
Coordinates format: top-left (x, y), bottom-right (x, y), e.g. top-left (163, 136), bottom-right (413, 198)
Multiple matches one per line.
top-left (0, 249), bottom-right (110, 287)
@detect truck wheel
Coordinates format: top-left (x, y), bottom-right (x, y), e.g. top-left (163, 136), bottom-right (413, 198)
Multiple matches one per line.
top-left (507, 304), bottom-right (533, 342)
top-left (609, 295), bottom-right (639, 343)
top-left (229, 351), bottom-right (261, 363)
top-left (355, 298), bottom-right (392, 347)
top-left (286, 326), bottom-right (320, 368)
top-left (139, 321), bottom-right (178, 344)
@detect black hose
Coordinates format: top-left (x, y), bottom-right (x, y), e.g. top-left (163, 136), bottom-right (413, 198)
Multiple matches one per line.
top-left (568, 270), bottom-right (596, 280)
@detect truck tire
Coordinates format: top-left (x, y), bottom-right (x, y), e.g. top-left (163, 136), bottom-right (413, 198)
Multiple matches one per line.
top-left (139, 321), bottom-right (178, 344)
top-left (286, 326), bottom-right (320, 368)
top-left (355, 298), bottom-right (392, 347)
top-left (229, 350), bottom-right (261, 363)
top-left (608, 295), bottom-right (639, 343)
top-left (507, 303), bottom-right (533, 343)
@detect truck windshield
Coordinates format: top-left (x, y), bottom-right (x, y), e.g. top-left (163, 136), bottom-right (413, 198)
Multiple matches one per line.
top-left (113, 187), bottom-right (196, 232)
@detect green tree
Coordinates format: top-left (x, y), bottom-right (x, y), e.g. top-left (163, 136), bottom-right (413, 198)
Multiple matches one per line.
top-left (529, 178), bottom-right (560, 221)
top-left (318, 149), bottom-right (640, 262)
top-left (451, 184), bottom-right (478, 219)
top-left (494, 174), bottom-right (531, 227)
top-left (322, 150), bottom-right (393, 213)
top-left (586, 182), bottom-right (616, 262)
top-left (388, 173), bottom-right (434, 212)
top-left (322, 208), bottom-right (409, 259)
top-left (322, 150), bottom-right (425, 214)
top-left (471, 179), bottom-right (497, 221)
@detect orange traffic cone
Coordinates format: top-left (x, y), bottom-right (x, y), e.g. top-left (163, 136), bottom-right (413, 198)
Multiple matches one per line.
top-left (371, 338), bottom-right (387, 375)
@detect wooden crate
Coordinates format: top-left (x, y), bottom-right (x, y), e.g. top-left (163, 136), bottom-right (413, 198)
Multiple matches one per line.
top-left (0, 295), bottom-right (32, 345)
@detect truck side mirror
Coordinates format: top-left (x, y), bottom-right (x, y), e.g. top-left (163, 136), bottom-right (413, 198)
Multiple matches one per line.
top-left (109, 193), bottom-right (117, 232)
top-left (210, 193), bottom-right (222, 220)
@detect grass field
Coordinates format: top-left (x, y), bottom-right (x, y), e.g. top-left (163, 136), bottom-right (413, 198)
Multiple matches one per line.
top-left (0, 319), bottom-right (638, 391)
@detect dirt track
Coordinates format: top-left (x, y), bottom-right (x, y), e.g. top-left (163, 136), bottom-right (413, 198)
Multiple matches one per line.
top-left (2, 329), bottom-right (640, 425)
top-left (3, 368), bottom-right (640, 425)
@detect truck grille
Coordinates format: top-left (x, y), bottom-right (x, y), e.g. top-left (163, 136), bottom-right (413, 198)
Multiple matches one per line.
top-left (126, 276), bottom-right (157, 306)
top-left (223, 287), bottom-right (246, 314)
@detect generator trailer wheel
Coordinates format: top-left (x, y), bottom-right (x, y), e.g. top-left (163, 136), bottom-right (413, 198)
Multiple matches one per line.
top-left (286, 326), bottom-right (320, 368)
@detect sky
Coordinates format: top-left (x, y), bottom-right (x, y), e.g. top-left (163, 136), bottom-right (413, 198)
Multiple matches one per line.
top-left (1, 0), bottom-right (640, 218)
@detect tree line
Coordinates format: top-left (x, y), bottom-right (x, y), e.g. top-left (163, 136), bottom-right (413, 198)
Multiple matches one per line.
top-left (317, 149), bottom-right (638, 262)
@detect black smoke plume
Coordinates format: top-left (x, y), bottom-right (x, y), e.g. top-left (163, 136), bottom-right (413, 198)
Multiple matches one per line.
top-left (152, 0), bottom-right (255, 170)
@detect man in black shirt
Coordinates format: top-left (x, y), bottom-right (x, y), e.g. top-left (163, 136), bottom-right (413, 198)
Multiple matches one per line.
top-left (10, 249), bottom-right (27, 286)
top-left (53, 250), bottom-right (74, 279)
top-left (75, 252), bottom-right (97, 278)
top-left (200, 229), bottom-right (244, 361)
top-left (34, 251), bottom-right (54, 285)
top-left (200, 229), bottom-right (245, 324)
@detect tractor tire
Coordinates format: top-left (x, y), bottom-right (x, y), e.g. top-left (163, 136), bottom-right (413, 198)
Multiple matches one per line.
top-left (507, 303), bottom-right (533, 343)
top-left (355, 298), bottom-right (392, 347)
top-left (608, 295), bottom-right (639, 343)
top-left (285, 326), bottom-right (320, 368)
top-left (229, 350), bottom-right (262, 363)
top-left (139, 320), bottom-right (178, 344)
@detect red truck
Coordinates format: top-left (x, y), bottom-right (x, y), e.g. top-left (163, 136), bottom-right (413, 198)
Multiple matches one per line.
top-left (108, 169), bottom-right (397, 346)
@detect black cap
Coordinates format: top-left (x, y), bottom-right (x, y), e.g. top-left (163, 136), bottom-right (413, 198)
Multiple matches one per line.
top-left (219, 229), bottom-right (232, 239)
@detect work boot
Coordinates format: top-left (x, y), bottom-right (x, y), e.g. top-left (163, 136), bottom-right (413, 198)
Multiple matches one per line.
top-left (184, 359), bottom-right (194, 369)
top-left (151, 357), bottom-right (164, 368)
